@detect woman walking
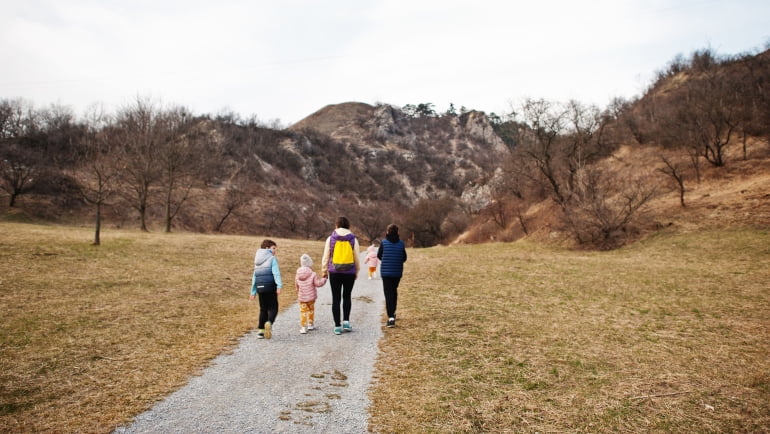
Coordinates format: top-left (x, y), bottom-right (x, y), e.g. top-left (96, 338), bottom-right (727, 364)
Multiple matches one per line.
top-left (321, 217), bottom-right (361, 335)
top-left (377, 224), bottom-right (407, 327)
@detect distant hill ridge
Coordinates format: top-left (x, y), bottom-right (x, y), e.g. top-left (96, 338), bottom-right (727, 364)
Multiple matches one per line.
top-left (290, 101), bottom-right (375, 138)
top-left (3, 47), bottom-right (769, 248)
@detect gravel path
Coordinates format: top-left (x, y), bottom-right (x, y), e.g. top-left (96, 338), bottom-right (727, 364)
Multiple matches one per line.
top-left (115, 259), bottom-right (384, 433)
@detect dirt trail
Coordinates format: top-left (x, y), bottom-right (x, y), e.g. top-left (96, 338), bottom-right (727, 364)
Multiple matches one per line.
top-left (115, 259), bottom-right (385, 433)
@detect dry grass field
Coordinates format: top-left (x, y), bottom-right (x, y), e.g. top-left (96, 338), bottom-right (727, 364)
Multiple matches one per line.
top-left (1, 222), bottom-right (769, 432)
top-left (0, 222), bottom-right (318, 432)
top-left (369, 228), bottom-right (770, 432)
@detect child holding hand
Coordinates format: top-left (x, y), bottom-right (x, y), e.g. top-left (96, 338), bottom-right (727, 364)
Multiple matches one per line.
top-left (295, 254), bottom-right (327, 334)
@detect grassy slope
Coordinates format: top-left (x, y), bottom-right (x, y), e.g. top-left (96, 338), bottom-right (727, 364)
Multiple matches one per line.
top-left (1, 223), bottom-right (768, 432)
top-left (0, 222), bottom-right (319, 432)
top-left (369, 228), bottom-right (770, 433)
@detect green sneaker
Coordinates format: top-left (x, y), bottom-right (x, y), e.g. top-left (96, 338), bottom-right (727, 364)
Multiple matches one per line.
top-left (333, 326), bottom-right (342, 335)
top-left (342, 321), bottom-right (352, 332)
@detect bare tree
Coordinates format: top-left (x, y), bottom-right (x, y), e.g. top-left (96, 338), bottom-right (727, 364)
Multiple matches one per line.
top-left (607, 96), bottom-right (647, 146)
top-left (513, 99), bottom-right (610, 209)
top-left (653, 94), bottom-right (703, 183)
top-left (157, 107), bottom-right (211, 233)
top-left (214, 185), bottom-right (248, 232)
top-left (737, 50), bottom-right (770, 144)
top-left (686, 141), bottom-right (703, 184)
top-left (657, 155), bottom-right (687, 207)
top-left (441, 207), bottom-right (470, 241)
top-left (39, 103), bottom-right (80, 162)
top-left (515, 98), bottom-right (568, 204)
top-left (486, 180), bottom-right (514, 229)
top-left (0, 146), bottom-right (38, 207)
top-left (511, 98), bottom-right (658, 248)
top-left (562, 100), bottom-right (612, 192)
top-left (488, 198), bottom-right (508, 229)
top-left (514, 201), bottom-right (529, 236)
top-left (113, 97), bottom-right (163, 231)
top-left (269, 196), bottom-right (326, 239)
top-left (733, 51), bottom-right (770, 156)
top-left (678, 49), bottom-right (744, 167)
top-left (264, 200), bottom-right (297, 236)
top-left (260, 201), bottom-right (284, 235)
top-left (75, 105), bottom-right (118, 245)
top-left (403, 197), bottom-right (455, 247)
top-left (214, 167), bottom-right (250, 233)
top-left (297, 201), bottom-right (327, 240)
top-left (0, 99), bottom-right (42, 207)
top-left (563, 166), bottom-right (659, 249)
top-left (357, 202), bottom-right (392, 243)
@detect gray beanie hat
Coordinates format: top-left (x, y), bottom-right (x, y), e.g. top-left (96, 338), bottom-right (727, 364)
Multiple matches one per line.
top-left (300, 253), bottom-right (313, 268)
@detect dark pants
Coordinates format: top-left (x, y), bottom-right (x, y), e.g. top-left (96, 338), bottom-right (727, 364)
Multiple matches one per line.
top-left (382, 276), bottom-right (401, 319)
top-left (258, 291), bottom-right (278, 329)
top-left (329, 273), bottom-right (355, 326)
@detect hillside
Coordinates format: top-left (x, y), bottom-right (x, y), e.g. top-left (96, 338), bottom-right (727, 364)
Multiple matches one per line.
top-left (218, 47), bottom-right (770, 247)
top-left (2, 47), bottom-right (769, 248)
top-left (0, 100), bottom-right (513, 241)
top-left (288, 101), bottom-right (510, 207)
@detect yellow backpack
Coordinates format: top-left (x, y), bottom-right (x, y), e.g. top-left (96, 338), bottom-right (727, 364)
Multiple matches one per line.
top-left (331, 232), bottom-right (356, 272)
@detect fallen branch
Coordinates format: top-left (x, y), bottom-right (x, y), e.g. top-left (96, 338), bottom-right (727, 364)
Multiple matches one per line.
top-left (94, 355), bottom-right (119, 361)
top-left (630, 391), bottom-right (691, 400)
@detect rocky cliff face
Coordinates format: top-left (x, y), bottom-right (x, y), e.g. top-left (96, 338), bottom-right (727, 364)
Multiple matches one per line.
top-left (288, 102), bottom-right (510, 208)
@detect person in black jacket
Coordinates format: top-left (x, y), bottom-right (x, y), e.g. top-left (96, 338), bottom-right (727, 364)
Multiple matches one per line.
top-left (377, 224), bottom-right (407, 327)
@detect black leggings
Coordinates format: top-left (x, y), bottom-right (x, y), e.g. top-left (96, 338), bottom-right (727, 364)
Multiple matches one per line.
top-left (329, 273), bottom-right (356, 326)
top-left (382, 276), bottom-right (401, 318)
top-left (258, 291), bottom-right (278, 329)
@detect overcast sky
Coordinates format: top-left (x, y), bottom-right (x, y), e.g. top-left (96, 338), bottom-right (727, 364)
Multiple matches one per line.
top-left (2, 0), bottom-right (769, 125)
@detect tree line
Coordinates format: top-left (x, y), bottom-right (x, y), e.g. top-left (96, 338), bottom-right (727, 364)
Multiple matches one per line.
top-left (479, 47), bottom-right (770, 248)
top-left (2, 46), bottom-right (769, 249)
top-left (0, 96), bottom-right (477, 245)
top-left (380, 47), bottom-right (770, 249)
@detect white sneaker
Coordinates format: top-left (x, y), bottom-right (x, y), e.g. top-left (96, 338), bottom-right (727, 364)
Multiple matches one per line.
top-left (300, 326), bottom-right (307, 334)
top-left (307, 323), bottom-right (315, 331)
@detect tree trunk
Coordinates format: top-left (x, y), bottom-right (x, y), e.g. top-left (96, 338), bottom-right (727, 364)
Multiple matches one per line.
top-left (517, 208), bottom-right (529, 235)
top-left (139, 204), bottom-right (148, 232)
top-left (215, 209), bottom-right (233, 232)
top-left (743, 131), bottom-right (748, 160)
top-left (93, 202), bottom-right (102, 245)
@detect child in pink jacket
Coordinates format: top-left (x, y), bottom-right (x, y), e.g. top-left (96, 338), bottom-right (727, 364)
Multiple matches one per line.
top-left (364, 240), bottom-right (380, 279)
top-left (295, 254), bottom-right (327, 334)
